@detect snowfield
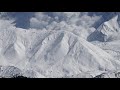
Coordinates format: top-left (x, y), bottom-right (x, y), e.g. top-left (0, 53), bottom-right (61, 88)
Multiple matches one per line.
top-left (0, 14), bottom-right (120, 78)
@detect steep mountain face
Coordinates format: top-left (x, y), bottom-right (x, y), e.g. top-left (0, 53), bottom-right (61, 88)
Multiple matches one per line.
top-left (89, 15), bottom-right (120, 62)
top-left (86, 15), bottom-right (120, 78)
top-left (27, 30), bottom-right (120, 77)
top-left (1, 14), bottom-right (120, 78)
top-left (0, 27), bottom-right (120, 77)
top-left (87, 15), bottom-right (120, 42)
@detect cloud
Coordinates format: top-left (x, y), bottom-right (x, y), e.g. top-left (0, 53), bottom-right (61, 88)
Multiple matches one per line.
top-left (29, 12), bottom-right (101, 39)
top-left (0, 12), bottom-right (15, 30)
top-left (0, 12), bottom-right (102, 39)
top-left (77, 14), bottom-right (101, 27)
top-left (30, 12), bottom-right (101, 30)
top-left (30, 12), bottom-right (52, 29)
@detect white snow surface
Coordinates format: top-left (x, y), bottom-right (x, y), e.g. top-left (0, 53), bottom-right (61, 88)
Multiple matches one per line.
top-left (0, 15), bottom-right (120, 78)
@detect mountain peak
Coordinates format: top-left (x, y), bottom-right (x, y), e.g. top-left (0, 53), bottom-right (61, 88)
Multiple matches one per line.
top-left (87, 15), bottom-right (120, 42)
top-left (98, 15), bottom-right (119, 34)
top-left (103, 15), bottom-right (119, 31)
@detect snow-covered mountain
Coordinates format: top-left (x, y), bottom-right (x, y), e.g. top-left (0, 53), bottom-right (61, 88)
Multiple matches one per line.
top-left (88, 15), bottom-right (120, 42)
top-left (0, 14), bottom-right (120, 78)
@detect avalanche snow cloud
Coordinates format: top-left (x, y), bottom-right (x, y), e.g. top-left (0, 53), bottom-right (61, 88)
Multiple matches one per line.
top-left (0, 12), bottom-right (120, 78)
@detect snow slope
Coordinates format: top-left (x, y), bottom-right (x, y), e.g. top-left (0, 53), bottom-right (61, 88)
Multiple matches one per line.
top-left (89, 15), bottom-right (120, 61)
top-left (0, 15), bottom-right (120, 78)
top-left (0, 27), bottom-right (120, 77)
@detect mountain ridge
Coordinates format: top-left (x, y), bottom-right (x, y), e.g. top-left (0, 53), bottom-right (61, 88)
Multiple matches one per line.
top-left (0, 15), bottom-right (120, 78)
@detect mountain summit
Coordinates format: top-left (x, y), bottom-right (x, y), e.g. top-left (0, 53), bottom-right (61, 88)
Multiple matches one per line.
top-left (88, 15), bottom-right (120, 42)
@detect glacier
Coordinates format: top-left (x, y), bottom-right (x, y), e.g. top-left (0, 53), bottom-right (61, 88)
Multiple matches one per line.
top-left (0, 13), bottom-right (120, 78)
